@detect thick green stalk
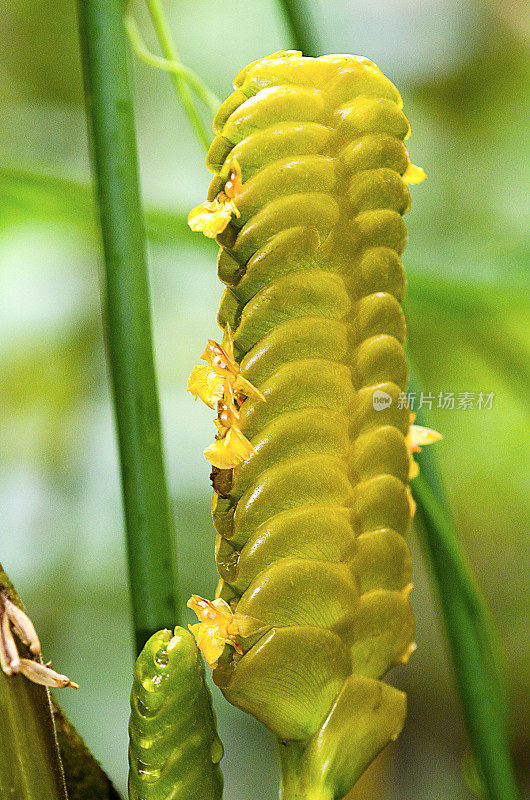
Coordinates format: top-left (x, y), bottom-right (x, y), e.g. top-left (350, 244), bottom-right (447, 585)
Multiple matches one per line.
top-left (412, 471), bottom-right (509, 719)
top-left (144, 0), bottom-right (211, 151)
top-left (279, 743), bottom-right (328, 800)
top-left (77, 0), bottom-right (178, 654)
top-left (408, 360), bottom-right (519, 798)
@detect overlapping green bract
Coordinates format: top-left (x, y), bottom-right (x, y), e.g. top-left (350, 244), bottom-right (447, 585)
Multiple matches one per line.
top-left (128, 628), bottom-right (223, 800)
top-left (202, 51), bottom-right (420, 799)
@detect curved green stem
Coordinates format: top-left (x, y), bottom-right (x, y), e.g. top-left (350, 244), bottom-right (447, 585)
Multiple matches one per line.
top-left (408, 360), bottom-right (520, 798)
top-left (144, 0), bottom-right (212, 151)
top-left (412, 472), bottom-right (510, 724)
top-left (77, 0), bottom-right (179, 654)
top-left (412, 464), bottom-right (521, 800)
top-left (125, 15), bottom-right (220, 114)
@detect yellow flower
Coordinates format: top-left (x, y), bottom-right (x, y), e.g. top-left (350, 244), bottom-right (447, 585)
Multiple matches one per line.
top-left (204, 426), bottom-right (255, 469)
top-left (407, 420), bottom-right (443, 451)
top-left (188, 198), bottom-right (238, 238)
top-left (406, 413), bottom-right (442, 480)
top-left (187, 595), bottom-right (243, 669)
top-left (188, 326), bottom-right (265, 414)
top-left (187, 594), bottom-right (266, 669)
top-left (212, 326), bottom-right (266, 403)
top-left (402, 162), bottom-right (426, 184)
top-left (187, 365), bottom-right (225, 409)
top-left (187, 323), bottom-right (265, 470)
top-left (201, 337), bottom-right (237, 375)
top-left (188, 160), bottom-right (243, 238)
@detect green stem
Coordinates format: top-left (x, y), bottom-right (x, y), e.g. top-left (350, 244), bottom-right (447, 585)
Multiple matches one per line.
top-left (412, 472), bottom-right (509, 723)
top-left (277, 0), bottom-right (320, 56)
top-left (125, 15), bottom-right (220, 115)
top-left (144, 0), bottom-right (212, 151)
top-left (279, 743), bottom-right (329, 800)
top-left (407, 361), bottom-right (519, 798)
top-left (76, 0), bottom-right (179, 654)
top-left (413, 475), bottom-right (521, 799)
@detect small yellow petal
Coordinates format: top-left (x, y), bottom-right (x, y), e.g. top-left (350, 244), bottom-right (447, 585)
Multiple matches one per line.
top-left (201, 339), bottom-right (238, 374)
top-left (409, 455), bottom-right (420, 480)
top-left (204, 208), bottom-right (233, 237)
top-left (187, 594), bottom-right (242, 669)
top-left (187, 202), bottom-right (215, 231)
top-left (403, 163), bottom-right (426, 184)
top-left (409, 424), bottom-right (442, 449)
top-left (204, 427), bottom-right (255, 469)
top-left (187, 365), bottom-right (224, 409)
top-left (188, 201), bottom-right (233, 238)
top-left (407, 487), bottom-right (417, 518)
top-left (188, 623), bottom-right (226, 669)
top-left (187, 595), bottom-right (232, 623)
top-left (234, 374), bottom-right (266, 402)
top-left (399, 641), bottom-right (417, 664)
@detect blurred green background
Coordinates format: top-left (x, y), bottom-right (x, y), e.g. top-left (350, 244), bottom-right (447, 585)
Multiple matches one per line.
top-left (0, 1), bottom-right (528, 798)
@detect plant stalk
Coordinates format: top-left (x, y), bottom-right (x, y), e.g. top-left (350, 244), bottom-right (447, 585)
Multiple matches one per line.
top-left (279, 742), bottom-right (330, 800)
top-left (144, 0), bottom-right (212, 151)
top-left (412, 471), bottom-right (521, 800)
top-left (408, 361), bottom-right (520, 798)
top-left (77, 0), bottom-right (179, 654)
top-left (277, 0), bottom-right (319, 56)
top-left (125, 15), bottom-right (219, 115)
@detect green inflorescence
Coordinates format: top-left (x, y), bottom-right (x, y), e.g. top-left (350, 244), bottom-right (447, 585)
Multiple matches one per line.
top-left (128, 628), bottom-right (223, 800)
top-left (192, 50), bottom-right (425, 800)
